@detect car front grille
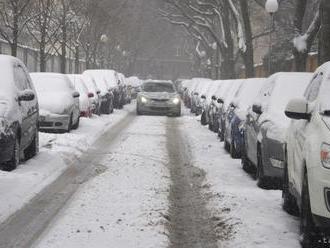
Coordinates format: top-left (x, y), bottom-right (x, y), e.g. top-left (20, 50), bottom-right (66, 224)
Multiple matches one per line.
top-left (39, 121), bottom-right (53, 127)
top-left (151, 99), bottom-right (168, 102)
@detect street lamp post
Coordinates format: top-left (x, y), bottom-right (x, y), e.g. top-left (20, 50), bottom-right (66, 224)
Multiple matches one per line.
top-left (265, 0), bottom-right (279, 76)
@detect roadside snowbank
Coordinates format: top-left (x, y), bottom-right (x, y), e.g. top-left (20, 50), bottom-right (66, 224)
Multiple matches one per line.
top-left (0, 106), bottom-right (133, 225)
top-left (179, 114), bottom-right (300, 248)
top-left (33, 116), bottom-right (170, 248)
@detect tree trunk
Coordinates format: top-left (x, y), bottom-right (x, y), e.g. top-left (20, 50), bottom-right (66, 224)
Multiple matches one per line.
top-left (319, 0), bottom-right (330, 64)
top-left (239, 0), bottom-right (255, 78)
top-left (60, 15), bottom-right (67, 73)
top-left (221, 0), bottom-right (236, 79)
top-left (12, 8), bottom-right (19, 57)
top-left (75, 45), bottom-right (80, 73)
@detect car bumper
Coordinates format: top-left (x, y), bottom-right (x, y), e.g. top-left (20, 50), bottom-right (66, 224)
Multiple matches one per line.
top-left (39, 114), bottom-right (71, 132)
top-left (138, 102), bottom-right (181, 115)
top-left (309, 166), bottom-right (330, 225)
top-left (261, 137), bottom-right (285, 180)
top-left (0, 132), bottom-right (15, 163)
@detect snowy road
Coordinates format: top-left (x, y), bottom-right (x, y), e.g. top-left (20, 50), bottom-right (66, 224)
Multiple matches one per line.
top-left (0, 107), bottom-right (302, 248)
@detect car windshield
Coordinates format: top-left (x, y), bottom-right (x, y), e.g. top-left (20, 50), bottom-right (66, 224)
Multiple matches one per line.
top-left (143, 82), bottom-right (175, 93)
top-left (32, 75), bottom-right (71, 93)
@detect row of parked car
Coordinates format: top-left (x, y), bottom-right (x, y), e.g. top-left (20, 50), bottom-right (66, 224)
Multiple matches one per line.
top-left (180, 62), bottom-right (330, 247)
top-left (0, 55), bottom-right (141, 172)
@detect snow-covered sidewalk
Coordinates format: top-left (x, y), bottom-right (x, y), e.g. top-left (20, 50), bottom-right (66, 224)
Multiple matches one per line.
top-left (178, 114), bottom-right (300, 248)
top-left (0, 106), bottom-right (133, 225)
top-left (32, 116), bottom-right (170, 248)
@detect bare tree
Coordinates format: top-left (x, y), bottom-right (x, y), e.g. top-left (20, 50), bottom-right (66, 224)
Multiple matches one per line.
top-left (0, 0), bottom-right (32, 56)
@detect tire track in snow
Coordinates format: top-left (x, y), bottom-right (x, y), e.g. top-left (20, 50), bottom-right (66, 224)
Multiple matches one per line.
top-left (166, 118), bottom-right (218, 248)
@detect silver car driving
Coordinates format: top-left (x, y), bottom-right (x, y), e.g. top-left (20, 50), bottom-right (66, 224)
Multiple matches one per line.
top-left (136, 80), bottom-right (181, 116)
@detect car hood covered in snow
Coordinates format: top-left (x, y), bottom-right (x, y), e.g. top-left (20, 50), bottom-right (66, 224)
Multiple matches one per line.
top-left (38, 92), bottom-right (74, 115)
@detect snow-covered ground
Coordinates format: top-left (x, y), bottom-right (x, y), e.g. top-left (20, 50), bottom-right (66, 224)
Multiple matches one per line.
top-left (32, 115), bottom-right (170, 248)
top-left (0, 106), bottom-right (133, 225)
top-left (178, 113), bottom-right (300, 248)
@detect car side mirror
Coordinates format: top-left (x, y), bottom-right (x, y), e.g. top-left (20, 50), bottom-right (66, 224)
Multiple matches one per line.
top-left (252, 104), bottom-right (263, 115)
top-left (88, 92), bottom-right (94, 98)
top-left (96, 90), bottom-right (101, 94)
top-left (201, 95), bottom-right (206, 100)
top-left (217, 98), bottom-right (224, 104)
top-left (18, 89), bottom-right (35, 102)
top-left (285, 98), bottom-right (311, 120)
top-left (211, 96), bottom-right (217, 101)
top-left (73, 91), bottom-right (80, 98)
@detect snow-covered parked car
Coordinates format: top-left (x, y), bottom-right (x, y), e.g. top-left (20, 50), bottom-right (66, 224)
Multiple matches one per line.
top-left (67, 74), bottom-right (93, 118)
top-left (283, 62), bottom-right (330, 246)
top-left (242, 72), bottom-right (312, 189)
top-left (81, 74), bottom-right (101, 115)
top-left (224, 78), bottom-right (265, 159)
top-left (0, 55), bottom-right (39, 171)
top-left (83, 70), bottom-right (114, 115)
top-left (136, 80), bottom-right (181, 116)
top-left (31, 73), bottom-right (80, 133)
top-left (218, 79), bottom-right (245, 142)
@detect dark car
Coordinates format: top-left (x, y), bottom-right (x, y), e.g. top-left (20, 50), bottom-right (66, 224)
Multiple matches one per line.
top-left (0, 55), bottom-right (39, 171)
top-left (242, 73), bottom-right (312, 189)
top-left (223, 78), bottom-right (265, 158)
top-left (83, 70), bottom-right (114, 115)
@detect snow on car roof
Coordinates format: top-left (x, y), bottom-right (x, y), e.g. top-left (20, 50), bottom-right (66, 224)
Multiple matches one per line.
top-left (233, 78), bottom-right (266, 110)
top-left (30, 73), bottom-right (73, 93)
top-left (83, 70), bottom-right (110, 92)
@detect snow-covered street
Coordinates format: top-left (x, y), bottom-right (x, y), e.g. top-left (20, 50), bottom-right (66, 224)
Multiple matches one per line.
top-left (0, 106), bottom-right (305, 248)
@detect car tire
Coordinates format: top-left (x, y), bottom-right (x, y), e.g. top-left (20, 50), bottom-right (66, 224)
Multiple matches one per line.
top-left (72, 116), bottom-right (80, 130)
top-left (136, 108), bottom-right (142, 115)
top-left (3, 136), bottom-right (20, 171)
top-left (224, 140), bottom-right (230, 152)
top-left (67, 114), bottom-right (73, 132)
top-left (242, 152), bottom-right (253, 174)
top-left (230, 139), bottom-right (240, 159)
top-left (300, 173), bottom-right (317, 248)
top-left (24, 131), bottom-right (39, 160)
top-left (282, 158), bottom-right (299, 216)
top-left (257, 146), bottom-right (268, 189)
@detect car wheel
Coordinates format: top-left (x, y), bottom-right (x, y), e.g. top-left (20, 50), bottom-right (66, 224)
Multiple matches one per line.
top-left (24, 131), bottom-right (39, 160)
top-left (300, 173), bottom-right (317, 248)
top-left (282, 158), bottom-right (299, 216)
top-left (230, 139), bottom-right (240, 159)
top-left (224, 140), bottom-right (230, 152)
top-left (257, 146), bottom-right (268, 189)
top-left (136, 108), bottom-right (142, 115)
top-left (67, 114), bottom-right (73, 132)
top-left (242, 151), bottom-right (253, 174)
top-left (72, 116), bottom-right (80, 130)
top-left (3, 136), bottom-right (20, 171)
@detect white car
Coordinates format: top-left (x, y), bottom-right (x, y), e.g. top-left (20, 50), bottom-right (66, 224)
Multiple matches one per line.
top-left (31, 73), bottom-right (80, 133)
top-left (284, 62), bottom-right (330, 246)
top-left (82, 74), bottom-right (102, 115)
top-left (68, 74), bottom-right (93, 118)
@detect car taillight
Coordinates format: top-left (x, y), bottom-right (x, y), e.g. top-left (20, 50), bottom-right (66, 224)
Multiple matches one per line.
top-left (321, 143), bottom-right (330, 169)
top-left (88, 93), bottom-right (94, 98)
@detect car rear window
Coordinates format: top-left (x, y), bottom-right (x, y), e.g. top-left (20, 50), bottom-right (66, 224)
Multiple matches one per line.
top-left (143, 82), bottom-right (175, 93)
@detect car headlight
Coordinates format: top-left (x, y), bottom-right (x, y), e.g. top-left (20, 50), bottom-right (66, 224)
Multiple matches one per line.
top-left (172, 98), bottom-right (180, 105)
top-left (141, 96), bottom-right (148, 103)
top-left (321, 143), bottom-right (330, 169)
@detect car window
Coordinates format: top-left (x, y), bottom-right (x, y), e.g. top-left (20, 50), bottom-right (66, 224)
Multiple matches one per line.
top-left (305, 72), bottom-right (323, 102)
top-left (14, 65), bottom-right (29, 90)
top-left (143, 82), bottom-right (175, 93)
